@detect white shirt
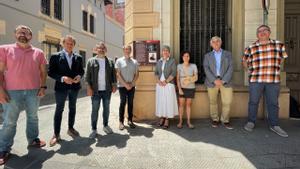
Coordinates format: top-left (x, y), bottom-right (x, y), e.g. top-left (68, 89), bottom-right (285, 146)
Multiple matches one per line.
top-left (63, 49), bottom-right (74, 69)
top-left (97, 58), bottom-right (106, 91)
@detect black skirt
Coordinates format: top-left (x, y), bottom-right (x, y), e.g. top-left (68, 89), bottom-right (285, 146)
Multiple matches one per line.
top-left (179, 88), bottom-right (196, 98)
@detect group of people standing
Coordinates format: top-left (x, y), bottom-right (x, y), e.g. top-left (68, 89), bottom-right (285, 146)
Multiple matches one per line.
top-left (155, 37), bottom-right (234, 130)
top-left (0, 24), bottom-right (288, 165)
top-left (0, 25), bottom-right (139, 165)
top-left (154, 24), bottom-right (289, 140)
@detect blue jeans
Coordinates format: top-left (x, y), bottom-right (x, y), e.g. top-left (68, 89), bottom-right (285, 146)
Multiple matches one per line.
top-left (248, 82), bottom-right (280, 126)
top-left (0, 89), bottom-right (40, 152)
top-left (54, 89), bottom-right (79, 136)
top-left (91, 90), bottom-right (112, 130)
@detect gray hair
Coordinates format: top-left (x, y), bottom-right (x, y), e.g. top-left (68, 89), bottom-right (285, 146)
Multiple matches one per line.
top-left (61, 35), bottom-right (76, 45)
top-left (162, 45), bottom-right (170, 52)
top-left (256, 24), bottom-right (271, 34)
top-left (14, 25), bottom-right (32, 36)
top-left (210, 36), bottom-right (222, 43)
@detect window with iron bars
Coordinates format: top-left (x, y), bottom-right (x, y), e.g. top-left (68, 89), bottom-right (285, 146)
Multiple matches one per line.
top-left (180, 0), bottom-right (230, 83)
top-left (54, 0), bottom-right (62, 20)
top-left (41, 0), bottom-right (50, 16)
top-left (90, 15), bottom-right (95, 34)
top-left (82, 11), bottom-right (88, 31)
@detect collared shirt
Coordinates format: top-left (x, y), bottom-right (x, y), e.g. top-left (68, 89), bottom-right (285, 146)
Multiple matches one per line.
top-left (160, 57), bottom-right (169, 81)
top-left (63, 49), bottom-right (74, 69)
top-left (97, 57), bottom-right (106, 91)
top-left (115, 56), bottom-right (138, 87)
top-left (0, 43), bottom-right (47, 90)
top-left (242, 39), bottom-right (288, 83)
top-left (213, 49), bottom-right (222, 76)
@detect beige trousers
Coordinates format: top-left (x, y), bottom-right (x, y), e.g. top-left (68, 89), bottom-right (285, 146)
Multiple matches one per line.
top-left (207, 86), bottom-right (233, 123)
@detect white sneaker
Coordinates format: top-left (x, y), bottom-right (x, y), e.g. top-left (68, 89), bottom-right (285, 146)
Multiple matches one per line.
top-left (244, 122), bottom-right (255, 132)
top-left (89, 130), bottom-right (97, 139)
top-left (270, 126), bottom-right (288, 138)
top-left (103, 126), bottom-right (113, 134)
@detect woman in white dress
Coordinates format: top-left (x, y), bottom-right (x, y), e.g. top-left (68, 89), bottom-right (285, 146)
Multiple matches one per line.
top-left (154, 45), bottom-right (178, 129)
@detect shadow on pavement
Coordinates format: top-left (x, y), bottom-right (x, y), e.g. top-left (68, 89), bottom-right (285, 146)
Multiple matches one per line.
top-left (56, 136), bottom-right (95, 156)
top-left (125, 124), bottom-right (155, 138)
top-left (150, 118), bottom-right (300, 169)
top-left (4, 148), bottom-right (55, 169)
top-left (95, 133), bottom-right (130, 149)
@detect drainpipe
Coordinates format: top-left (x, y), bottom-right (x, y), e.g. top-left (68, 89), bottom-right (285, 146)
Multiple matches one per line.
top-left (69, 0), bottom-right (71, 32)
top-left (262, 0), bottom-right (270, 25)
top-left (160, 0), bottom-right (163, 46)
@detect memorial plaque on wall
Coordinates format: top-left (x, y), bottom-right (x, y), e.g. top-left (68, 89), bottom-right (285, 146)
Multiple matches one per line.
top-left (133, 41), bottom-right (147, 65)
top-left (132, 40), bottom-right (160, 65)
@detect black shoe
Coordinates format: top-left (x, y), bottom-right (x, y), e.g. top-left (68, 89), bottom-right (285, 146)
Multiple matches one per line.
top-left (211, 121), bottom-right (219, 128)
top-left (68, 128), bottom-right (80, 137)
top-left (128, 121), bottom-right (136, 129)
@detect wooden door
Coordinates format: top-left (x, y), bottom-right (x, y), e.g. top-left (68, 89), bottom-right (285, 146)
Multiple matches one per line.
top-left (285, 0), bottom-right (300, 108)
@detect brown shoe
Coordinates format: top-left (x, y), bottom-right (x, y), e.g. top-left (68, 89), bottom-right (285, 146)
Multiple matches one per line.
top-left (211, 121), bottom-right (219, 128)
top-left (224, 122), bottom-right (234, 130)
top-left (67, 128), bottom-right (80, 138)
top-left (28, 138), bottom-right (46, 148)
top-left (0, 151), bottom-right (10, 165)
top-left (49, 135), bottom-right (61, 147)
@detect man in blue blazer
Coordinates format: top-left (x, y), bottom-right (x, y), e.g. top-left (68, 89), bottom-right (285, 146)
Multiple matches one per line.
top-left (48, 35), bottom-right (85, 146)
top-left (203, 36), bottom-right (233, 129)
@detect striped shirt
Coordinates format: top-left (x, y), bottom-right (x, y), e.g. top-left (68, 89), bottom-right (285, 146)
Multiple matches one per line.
top-left (242, 39), bottom-right (288, 83)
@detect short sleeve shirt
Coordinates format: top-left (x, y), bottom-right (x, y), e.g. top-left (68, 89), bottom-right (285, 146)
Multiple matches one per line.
top-left (115, 56), bottom-right (138, 87)
top-left (177, 63), bottom-right (198, 89)
top-left (0, 43), bottom-right (47, 90)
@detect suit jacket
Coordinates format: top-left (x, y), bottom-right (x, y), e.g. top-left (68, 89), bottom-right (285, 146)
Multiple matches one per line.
top-left (84, 56), bottom-right (116, 92)
top-left (48, 51), bottom-right (85, 91)
top-left (203, 50), bottom-right (233, 88)
top-left (154, 57), bottom-right (177, 84)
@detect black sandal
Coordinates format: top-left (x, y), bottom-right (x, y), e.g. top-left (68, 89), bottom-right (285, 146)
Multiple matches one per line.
top-left (163, 119), bottom-right (169, 129)
top-left (157, 118), bottom-right (165, 127)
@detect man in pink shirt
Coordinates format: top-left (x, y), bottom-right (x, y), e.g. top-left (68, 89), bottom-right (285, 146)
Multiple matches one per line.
top-left (0, 25), bottom-right (47, 165)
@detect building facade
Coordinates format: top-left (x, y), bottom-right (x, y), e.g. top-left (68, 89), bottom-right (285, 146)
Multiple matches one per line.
top-left (125, 0), bottom-right (300, 120)
top-left (0, 0), bottom-right (124, 97)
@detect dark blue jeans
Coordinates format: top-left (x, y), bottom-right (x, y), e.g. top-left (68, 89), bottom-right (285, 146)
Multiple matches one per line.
top-left (91, 90), bottom-right (112, 130)
top-left (119, 87), bottom-right (135, 123)
top-left (248, 82), bottom-right (280, 126)
top-left (54, 89), bottom-right (79, 136)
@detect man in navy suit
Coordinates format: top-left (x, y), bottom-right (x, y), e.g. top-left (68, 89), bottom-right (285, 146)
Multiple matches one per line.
top-left (48, 35), bottom-right (84, 146)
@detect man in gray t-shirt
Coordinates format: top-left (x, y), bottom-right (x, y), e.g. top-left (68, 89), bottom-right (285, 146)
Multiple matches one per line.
top-left (115, 45), bottom-right (139, 130)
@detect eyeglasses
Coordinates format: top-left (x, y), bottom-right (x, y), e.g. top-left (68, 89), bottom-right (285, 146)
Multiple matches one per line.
top-left (257, 29), bottom-right (270, 33)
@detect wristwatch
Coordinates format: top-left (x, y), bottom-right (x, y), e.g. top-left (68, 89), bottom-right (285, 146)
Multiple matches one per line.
top-left (40, 86), bottom-right (47, 89)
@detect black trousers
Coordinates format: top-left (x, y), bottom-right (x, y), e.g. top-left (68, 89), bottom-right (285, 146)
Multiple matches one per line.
top-left (118, 87), bottom-right (135, 123)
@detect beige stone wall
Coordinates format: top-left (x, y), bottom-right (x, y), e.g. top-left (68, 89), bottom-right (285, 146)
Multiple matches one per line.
top-left (133, 86), bottom-right (290, 121)
top-left (125, 0), bottom-right (160, 45)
